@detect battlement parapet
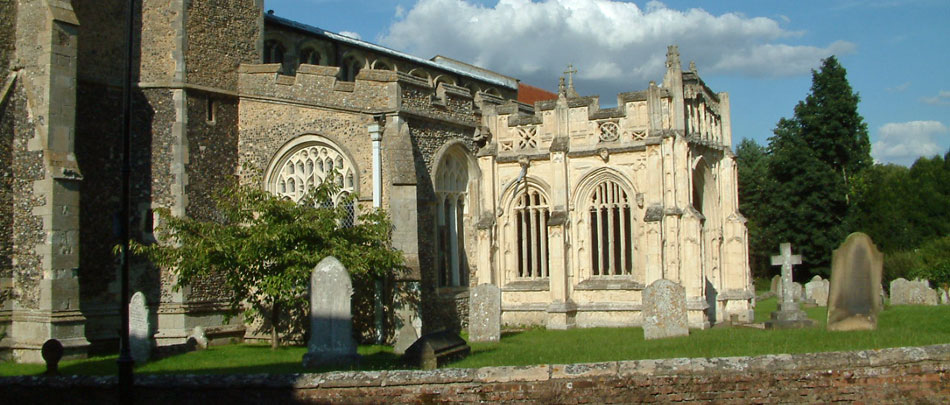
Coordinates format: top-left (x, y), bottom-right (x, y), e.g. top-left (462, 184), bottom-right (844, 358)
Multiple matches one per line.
top-left (239, 63), bottom-right (398, 111)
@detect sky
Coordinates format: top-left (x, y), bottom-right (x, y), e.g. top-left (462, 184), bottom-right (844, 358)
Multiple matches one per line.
top-left (263, 0), bottom-right (950, 167)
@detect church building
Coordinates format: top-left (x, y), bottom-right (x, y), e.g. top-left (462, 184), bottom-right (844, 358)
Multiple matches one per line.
top-left (0, 1), bottom-right (752, 362)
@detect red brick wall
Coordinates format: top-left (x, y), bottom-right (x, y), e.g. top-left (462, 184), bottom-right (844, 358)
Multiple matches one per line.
top-left (3, 344), bottom-right (949, 403)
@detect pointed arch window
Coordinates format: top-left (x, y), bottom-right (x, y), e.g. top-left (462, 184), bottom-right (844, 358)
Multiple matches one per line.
top-left (264, 40), bottom-right (286, 65)
top-left (588, 180), bottom-right (633, 276)
top-left (514, 188), bottom-right (550, 279)
top-left (270, 141), bottom-right (357, 227)
top-left (435, 149), bottom-right (469, 287)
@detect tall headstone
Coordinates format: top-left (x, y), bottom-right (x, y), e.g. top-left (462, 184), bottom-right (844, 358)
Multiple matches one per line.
top-left (765, 243), bottom-right (814, 329)
top-left (303, 256), bottom-right (359, 367)
top-left (393, 281), bottom-right (422, 355)
top-left (643, 279), bottom-right (689, 340)
top-left (890, 278), bottom-right (938, 306)
top-left (805, 276), bottom-right (830, 307)
top-left (939, 288), bottom-right (950, 305)
top-left (129, 291), bottom-right (152, 363)
top-left (469, 284), bottom-right (501, 342)
top-left (827, 233), bottom-right (883, 331)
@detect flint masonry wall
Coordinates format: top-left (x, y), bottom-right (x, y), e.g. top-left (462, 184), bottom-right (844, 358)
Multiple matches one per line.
top-left (2, 344), bottom-right (949, 403)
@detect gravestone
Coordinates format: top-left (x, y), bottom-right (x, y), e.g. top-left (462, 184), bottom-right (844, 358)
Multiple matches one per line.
top-left (890, 278), bottom-right (938, 306)
top-left (402, 330), bottom-right (471, 370)
top-left (770, 275), bottom-right (781, 296)
top-left (827, 233), bottom-right (883, 331)
top-left (642, 279), bottom-right (689, 340)
top-left (468, 284), bottom-right (501, 342)
top-left (302, 256), bottom-right (359, 367)
top-left (939, 288), bottom-right (950, 305)
top-left (41, 339), bottom-right (64, 376)
top-left (805, 276), bottom-right (830, 307)
top-left (765, 243), bottom-right (814, 329)
top-left (129, 291), bottom-right (152, 363)
top-left (393, 282), bottom-right (422, 355)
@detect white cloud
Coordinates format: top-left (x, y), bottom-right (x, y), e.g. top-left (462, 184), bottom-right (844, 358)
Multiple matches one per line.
top-left (338, 31), bottom-right (362, 40)
top-left (380, 0), bottom-right (854, 95)
top-left (872, 121), bottom-right (948, 166)
top-left (921, 90), bottom-right (950, 105)
top-left (886, 82), bottom-right (911, 93)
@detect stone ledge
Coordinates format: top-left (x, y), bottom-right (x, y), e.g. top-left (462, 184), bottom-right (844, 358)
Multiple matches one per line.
top-left (2, 344), bottom-right (948, 390)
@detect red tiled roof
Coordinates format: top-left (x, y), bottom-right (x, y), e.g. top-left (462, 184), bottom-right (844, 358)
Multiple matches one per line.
top-left (518, 83), bottom-right (557, 105)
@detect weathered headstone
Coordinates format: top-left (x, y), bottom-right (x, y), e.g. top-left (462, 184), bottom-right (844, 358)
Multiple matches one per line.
top-left (805, 276), bottom-right (830, 307)
top-left (393, 282), bottom-right (422, 355)
top-left (402, 330), bottom-right (471, 370)
top-left (188, 326), bottom-right (209, 350)
top-left (770, 275), bottom-right (782, 296)
top-left (890, 278), bottom-right (938, 306)
top-left (765, 243), bottom-right (814, 329)
top-left (827, 233), bottom-right (883, 331)
top-left (303, 256), bottom-right (359, 367)
top-left (129, 291), bottom-right (152, 363)
top-left (643, 279), bottom-right (689, 340)
top-left (468, 284), bottom-right (501, 342)
top-left (939, 288), bottom-right (950, 305)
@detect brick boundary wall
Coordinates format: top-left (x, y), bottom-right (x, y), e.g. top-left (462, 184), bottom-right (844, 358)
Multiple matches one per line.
top-left (2, 344), bottom-right (949, 404)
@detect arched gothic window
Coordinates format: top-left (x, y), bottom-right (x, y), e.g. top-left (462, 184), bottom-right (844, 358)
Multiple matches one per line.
top-left (340, 55), bottom-right (363, 82)
top-left (270, 140), bottom-right (357, 226)
top-left (264, 40), bottom-right (286, 66)
top-left (514, 188), bottom-right (550, 279)
top-left (299, 47), bottom-right (322, 66)
top-left (588, 180), bottom-right (633, 276)
top-left (435, 149), bottom-right (469, 287)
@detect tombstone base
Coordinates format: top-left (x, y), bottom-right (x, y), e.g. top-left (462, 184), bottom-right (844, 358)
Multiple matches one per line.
top-left (302, 352), bottom-right (361, 368)
top-left (827, 313), bottom-right (877, 331)
top-left (765, 309), bottom-right (815, 329)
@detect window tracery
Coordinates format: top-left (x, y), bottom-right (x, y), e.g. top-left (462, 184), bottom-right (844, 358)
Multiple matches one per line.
top-left (588, 180), bottom-right (633, 276)
top-left (435, 149), bottom-right (470, 287)
top-left (514, 188), bottom-right (550, 279)
top-left (271, 142), bottom-right (356, 226)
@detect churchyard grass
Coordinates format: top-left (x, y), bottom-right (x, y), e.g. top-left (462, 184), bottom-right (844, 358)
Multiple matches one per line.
top-left (2, 298), bottom-right (949, 376)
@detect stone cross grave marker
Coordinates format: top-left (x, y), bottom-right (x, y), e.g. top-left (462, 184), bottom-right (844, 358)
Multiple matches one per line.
top-left (827, 232), bottom-right (883, 331)
top-left (129, 291), bottom-right (152, 363)
top-left (643, 279), bottom-right (689, 340)
top-left (468, 284), bottom-right (501, 342)
top-left (303, 256), bottom-right (359, 367)
top-left (765, 243), bottom-right (814, 329)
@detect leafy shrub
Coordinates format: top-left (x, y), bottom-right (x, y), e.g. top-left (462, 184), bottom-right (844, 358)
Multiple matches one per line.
top-left (911, 235), bottom-right (950, 289)
top-left (883, 250), bottom-right (922, 287)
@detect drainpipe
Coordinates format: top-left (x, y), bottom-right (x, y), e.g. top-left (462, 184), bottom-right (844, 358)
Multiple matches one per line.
top-left (368, 122), bottom-right (384, 344)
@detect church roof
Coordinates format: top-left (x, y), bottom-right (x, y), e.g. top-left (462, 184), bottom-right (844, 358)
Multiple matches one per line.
top-left (265, 13), bottom-right (518, 90)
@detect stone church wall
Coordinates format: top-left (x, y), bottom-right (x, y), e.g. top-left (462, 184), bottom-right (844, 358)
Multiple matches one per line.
top-left (184, 0), bottom-right (261, 91)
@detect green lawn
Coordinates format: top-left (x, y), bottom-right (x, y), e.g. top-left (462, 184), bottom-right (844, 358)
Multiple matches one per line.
top-left (3, 297), bottom-right (949, 376)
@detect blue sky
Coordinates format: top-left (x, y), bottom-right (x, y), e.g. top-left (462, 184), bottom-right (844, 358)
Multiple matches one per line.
top-left (263, 0), bottom-right (949, 166)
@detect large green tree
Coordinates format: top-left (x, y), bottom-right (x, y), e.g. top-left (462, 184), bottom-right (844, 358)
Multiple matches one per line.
top-left (140, 177), bottom-right (403, 348)
top-left (764, 56), bottom-right (871, 275)
top-left (735, 138), bottom-right (775, 278)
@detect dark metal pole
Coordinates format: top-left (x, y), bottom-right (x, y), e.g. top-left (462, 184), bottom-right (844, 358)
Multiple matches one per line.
top-left (117, 0), bottom-right (137, 402)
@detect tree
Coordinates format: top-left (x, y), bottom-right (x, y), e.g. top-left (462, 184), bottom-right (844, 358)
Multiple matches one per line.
top-left (764, 56), bottom-right (871, 276)
top-left (735, 138), bottom-right (775, 278)
top-left (139, 176), bottom-right (403, 348)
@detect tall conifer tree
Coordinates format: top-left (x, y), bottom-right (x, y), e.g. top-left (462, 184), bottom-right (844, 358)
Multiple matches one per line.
top-left (765, 56), bottom-right (870, 275)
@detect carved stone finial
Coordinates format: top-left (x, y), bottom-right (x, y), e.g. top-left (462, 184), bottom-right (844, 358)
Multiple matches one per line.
top-left (689, 61), bottom-right (697, 73)
top-left (558, 76), bottom-right (566, 96)
top-left (666, 45), bottom-right (681, 70)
